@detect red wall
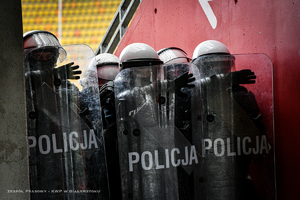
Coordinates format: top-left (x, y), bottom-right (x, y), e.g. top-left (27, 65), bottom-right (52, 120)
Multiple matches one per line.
top-left (114, 0), bottom-right (300, 199)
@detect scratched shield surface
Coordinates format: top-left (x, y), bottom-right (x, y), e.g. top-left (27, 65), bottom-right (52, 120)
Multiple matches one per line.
top-left (191, 53), bottom-right (275, 200)
top-left (114, 62), bottom-right (204, 200)
top-left (25, 44), bottom-right (109, 199)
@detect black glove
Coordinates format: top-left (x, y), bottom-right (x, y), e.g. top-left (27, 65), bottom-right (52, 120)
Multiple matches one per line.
top-left (226, 69), bottom-right (256, 86)
top-left (54, 62), bottom-right (82, 80)
top-left (173, 72), bottom-right (195, 97)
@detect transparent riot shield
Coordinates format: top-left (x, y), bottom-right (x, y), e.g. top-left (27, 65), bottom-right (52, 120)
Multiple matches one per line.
top-left (25, 44), bottom-right (109, 199)
top-left (192, 53), bottom-right (275, 200)
top-left (166, 62), bottom-right (203, 200)
top-left (114, 63), bottom-right (202, 200)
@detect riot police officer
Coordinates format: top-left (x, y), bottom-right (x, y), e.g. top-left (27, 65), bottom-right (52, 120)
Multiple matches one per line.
top-left (84, 52), bottom-right (122, 199)
top-left (114, 43), bottom-right (195, 200)
top-left (158, 47), bottom-right (198, 199)
top-left (192, 40), bottom-right (263, 200)
top-left (158, 47), bottom-right (193, 134)
top-left (24, 30), bottom-right (109, 200)
top-left (85, 53), bottom-right (120, 128)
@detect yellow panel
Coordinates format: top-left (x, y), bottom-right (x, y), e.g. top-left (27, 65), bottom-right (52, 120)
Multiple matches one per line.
top-left (22, 0), bottom-right (121, 52)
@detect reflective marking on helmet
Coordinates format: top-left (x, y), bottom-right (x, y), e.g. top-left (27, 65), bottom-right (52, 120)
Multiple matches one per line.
top-left (32, 32), bottom-right (61, 48)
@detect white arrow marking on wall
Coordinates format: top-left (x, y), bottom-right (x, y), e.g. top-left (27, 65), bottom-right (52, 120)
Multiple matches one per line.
top-left (198, 0), bottom-right (217, 29)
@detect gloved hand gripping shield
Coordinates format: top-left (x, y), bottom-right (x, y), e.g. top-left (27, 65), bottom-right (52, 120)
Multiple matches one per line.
top-left (114, 62), bottom-right (201, 200)
top-left (192, 53), bottom-right (275, 200)
top-left (25, 44), bottom-right (109, 199)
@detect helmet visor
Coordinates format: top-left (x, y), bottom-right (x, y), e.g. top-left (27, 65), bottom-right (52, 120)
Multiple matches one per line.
top-left (24, 32), bottom-right (66, 63)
